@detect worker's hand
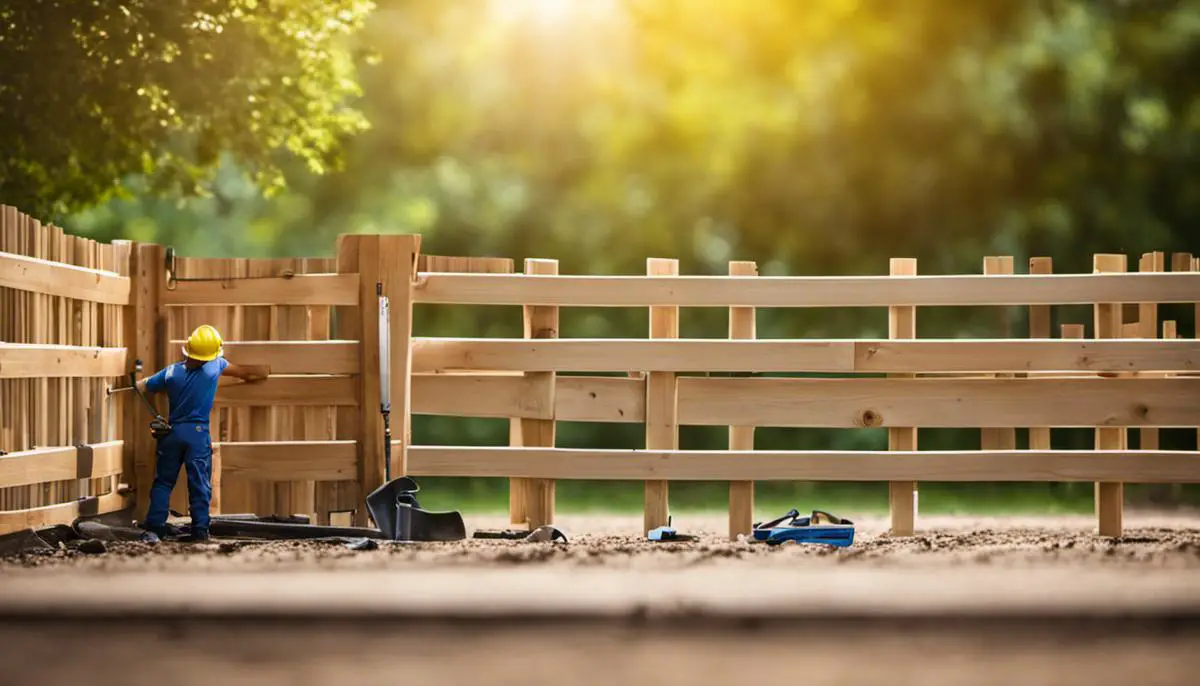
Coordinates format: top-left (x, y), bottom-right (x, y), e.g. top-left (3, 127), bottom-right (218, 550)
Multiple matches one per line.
top-left (226, 362), bottom-right (270, 383)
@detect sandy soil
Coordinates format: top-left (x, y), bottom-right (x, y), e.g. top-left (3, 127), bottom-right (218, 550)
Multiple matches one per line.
top-left (2, 512), bottom-right (1200, 685)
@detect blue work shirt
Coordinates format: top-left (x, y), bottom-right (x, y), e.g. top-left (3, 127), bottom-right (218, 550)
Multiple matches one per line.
top-left (144, 357), bottom-right (229, 425)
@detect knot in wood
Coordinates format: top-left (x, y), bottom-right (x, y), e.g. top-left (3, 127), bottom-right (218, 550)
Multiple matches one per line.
top-left (859, 409), bottom-right (882, 427)
top-left (1134, 404), bottom-right (1150, 419)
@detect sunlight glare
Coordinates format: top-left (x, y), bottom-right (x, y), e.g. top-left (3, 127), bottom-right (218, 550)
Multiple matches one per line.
top-left (490, 0), bottom-right (614, 25)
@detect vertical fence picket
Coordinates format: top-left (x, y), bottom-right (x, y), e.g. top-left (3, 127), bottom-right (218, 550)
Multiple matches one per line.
top-left (520, 258), bottom-right (559, 529)
top-left (727, 260), bottom-right (757, 540)
top-left (644, 257), bottom-right (678, 535)
top-left (888, 258), bottom-right (918, 536)
top-left (1093, 254), bottom-right (1127, 537)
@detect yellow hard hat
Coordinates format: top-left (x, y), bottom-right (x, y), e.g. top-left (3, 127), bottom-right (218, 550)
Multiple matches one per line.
top-left (183, 324), bottom-right (224, 361)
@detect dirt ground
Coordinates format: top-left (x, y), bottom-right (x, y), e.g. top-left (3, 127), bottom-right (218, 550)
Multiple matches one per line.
top-left (2, 511), bottom-right (1200, 685)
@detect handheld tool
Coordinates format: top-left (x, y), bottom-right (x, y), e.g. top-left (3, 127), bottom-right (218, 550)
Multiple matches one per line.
top-left (752, 508), bottom-right (855, 547)
top-left (109, 360), bottom-right (171, 439)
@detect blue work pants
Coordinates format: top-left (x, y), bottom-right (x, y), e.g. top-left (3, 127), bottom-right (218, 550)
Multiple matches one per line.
top-left (144, 422), bottom-right (213, 534)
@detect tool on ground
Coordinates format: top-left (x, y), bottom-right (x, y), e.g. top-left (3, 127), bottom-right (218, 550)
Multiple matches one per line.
top-left (363, 280), bottom-right (466, 542)
top-left (647, 515), bottom-right (697, 542)
top-left (751, 509), bottom-right (855, 547)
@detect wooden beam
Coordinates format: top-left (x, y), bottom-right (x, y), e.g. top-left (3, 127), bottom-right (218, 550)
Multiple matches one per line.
top-left (677, 377), bottom-right (1200, 428)
top-left (413, 338), bottom-right (1200, 374)
top-left (556, 375), bottom-right (645, 423)
top-left (216, 441), bottom-right (357, 482)
top-left (0, 344), bottom-right (127, 378)
top-left (0, 441), bottom-right (124, 489)
top-left (1094, 254), bottom-right (1127, 537)
top-left (644, 258), bottom-right (678, 534)
top-left (411, 374), bottom-right (554, 419)
top-left (516, 258), bottom-right (558, 529)
top-left (981, 256), bottom-right (1017, 451)
top-left (0, 489), bottom-right (130, 535)
top-left (0, 251), bottom-right (130, 305)
top-left (1028, 257), bottom-right (1054, 451)
top-left (165, 340), bottom-right (360, 375)
top-left (727, 260), bottom-right (757, 541)
top-left (413, 271), bottom-right (1200, 308)
top-left (407, 446), bottom-right (1200, 483)
top-left (161, 273), bottom-right (359, 306)
top-left (888, 258), bottom-right (918, 537)
top-left (214, 376), bottom-right (358, 406)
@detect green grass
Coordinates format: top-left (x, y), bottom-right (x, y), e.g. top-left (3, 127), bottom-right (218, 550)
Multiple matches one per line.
top-left (412, 478), bottom-right (1100, 518)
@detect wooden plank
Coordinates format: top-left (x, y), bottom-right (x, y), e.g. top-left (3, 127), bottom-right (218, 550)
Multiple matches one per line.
top-left (727, 260), bottom-right (757, 540)
top-left (516, 258), bottom-right (558, 529)
top-left (414, 337), bottom-right (1199, 374)
top-left (556, 375), bottom-right (645, 423)
top-left (1028, 257), bottom-right (1053, 450)
top-left (413, 338), bottom-right (856, 373)
top-left (303, 257), bottom-right (339, 525)
top-left (644, 258), bottom-right (678, 534)
top-left (0, 344), bottom-right (127, 378)
top-left (0, 441), bottom-right (125, 489)
top-left (853, 339), bottom-right (1199, 373)
top-left (0, 490), bottom-right (130, 535)
top-left (0, 251), bottom-right (130, 305)
top-left (1138, 253), bottom-right (1165, 457)
top-left (318, 244), bottom-right (364, 524)
top-left (413, 271), bottom-right (1200, 308)
top-left (271, 259), bottom-right (315, 518)
top-left (407, 447), bottom-right (1200, 483)
top-left (162, 340), bottom-right (359, 375)
top-left (677, 377), bottom-right (1200, 428)
top-left (217, 441), bottom-right (357, 482)
top-left (161, 273), bottom-right (359, 306)
top-left (214, 376), bottom-right (358, 407)
top-left (888, 258), bottom-right (918, 536)
top-left (411, 372), bottom-right (554, 419)
top-left (981, 256), bottom-right (1017, 451)
top-left (419, 255), bottom-right (514, 273)
top-left (1094, 254), bottom-right (1127, 537)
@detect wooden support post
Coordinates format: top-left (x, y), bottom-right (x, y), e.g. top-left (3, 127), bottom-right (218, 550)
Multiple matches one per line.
top-left (644, 258), bottom-right (678, 535)
top-left (1093, 254), bottom-right (1126, 537)
top-left (342, 234), bottom-right (421, 526)
top-left (130, 243), bottom-right (164, 524)
top-left (519, 259), bottom-right (559, 528)
top-left (982, 257), bottom-right (1016, 451)
top-left (1138, 253), bottom-right (1164, 454)
top-left (727, 260), bottom-right (757, 540)
top-left (1028, 257), bottom-right (1052, 450)
top-left (1172, 254), bottom-right (1197, 459)
top-left (888, 258), bottom-right (918, 536)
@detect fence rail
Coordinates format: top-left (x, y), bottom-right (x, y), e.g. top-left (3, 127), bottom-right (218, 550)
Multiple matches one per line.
top-left (2, 205), bottom-right (1198, 540)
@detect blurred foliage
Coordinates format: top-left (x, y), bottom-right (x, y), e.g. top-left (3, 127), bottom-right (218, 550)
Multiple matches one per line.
top-left (0, 0), bottom-right (373, 218)
top-left (8, 0), bottom-right (1200, 504)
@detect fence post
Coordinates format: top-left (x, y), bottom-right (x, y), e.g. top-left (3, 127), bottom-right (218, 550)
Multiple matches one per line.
top-left (1138, 253), bottom-right (1164, 456)
top-left (128, 242), bottom-right (164, 525)
top-left (644, 258), bottom-right (678, 535)
top-left (888, 257), bottom-right (918, 536)
top-left (982, 257), bottom-right (1016, 451)
top-left (728, 260), bottom-right (757, 540)
top-left (520, 258), bottom-right (559, 529)
top-left (1028, 257), bottom-right (1053, 451)
top-left (341, 234), bottom-right (421, 526)
top-left (1171, 254), bottom-right (1196, 461)
top-left (1093, 253), bottom-right (1127, 537)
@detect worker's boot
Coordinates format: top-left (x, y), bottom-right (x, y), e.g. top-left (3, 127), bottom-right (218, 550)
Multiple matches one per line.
top-left (177, 530), bottom-right (210, 543)
top-left (141, 522), bottom-right (183, 539)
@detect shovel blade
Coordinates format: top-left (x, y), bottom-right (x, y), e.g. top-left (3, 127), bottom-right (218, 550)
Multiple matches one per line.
top-left (365, 477), bottom-right (466, 542)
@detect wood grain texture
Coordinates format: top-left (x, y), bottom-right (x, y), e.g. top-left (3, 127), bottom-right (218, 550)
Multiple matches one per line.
top-left (0, 251), bottom-right (130, 304)
top-left (161, 273), bottom-right (358, 306)
top-left (0, 344), bottom-right (127, 378)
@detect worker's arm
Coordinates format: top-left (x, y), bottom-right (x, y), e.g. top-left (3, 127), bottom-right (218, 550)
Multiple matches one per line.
top-left (136, 366), bottom-right (170, 395)
top-left (223, 361), bottom-right (270, 383)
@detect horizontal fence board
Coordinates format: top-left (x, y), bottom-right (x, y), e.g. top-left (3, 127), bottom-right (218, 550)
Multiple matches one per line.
top-left (407, 447), bottom-right (1200, 483)
top-left (0, 441), bottom-right (124, 488)
top-left (411, 374), bottom-right (553, 420)
top-left (413, 272), bottom-right (1200, 308)
top-left (413, 338), bottom-right (855, 373)
top-left (161, 273), bottom-right (359, 306)
top-left (0, 344), bottom-right (127, 379)
top-left (217, 441), bottom-right (357, 482)
top-left (0, 490), bottom-right (130, 534)
top-left (0, 251), bottom-right (130, 305)
top-left (215, 376), bottom-right (358, 406)
top-left (412, 338), bottom-right (1200, 374)
top-left (678, 378), bottom-right (1200, 428)
top-left (167, 340), bottom-right (360, 375)
top-left (412, 374), bottom-right (646, 422)
top-left (854, 340), bottom-right (1199, 373)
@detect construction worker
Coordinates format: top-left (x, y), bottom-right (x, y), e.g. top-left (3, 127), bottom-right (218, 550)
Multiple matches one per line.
top-left (136, 324), bottom-right (269, 541)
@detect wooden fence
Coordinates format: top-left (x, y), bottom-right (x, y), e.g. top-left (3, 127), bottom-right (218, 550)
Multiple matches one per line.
top-left (2, 211), bottom-right (1199, 539)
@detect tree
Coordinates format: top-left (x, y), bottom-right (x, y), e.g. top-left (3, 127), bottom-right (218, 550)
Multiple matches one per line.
top-left (0, 0), bottom-right (373, 219)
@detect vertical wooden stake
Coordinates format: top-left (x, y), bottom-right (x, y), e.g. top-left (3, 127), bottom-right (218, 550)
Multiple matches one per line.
top-left (982, 256), bottom-right (1016, 451)
top-left (727, 260), bottom-right (757, 540)
top-left (1172, 254), bottom-right (1197, 461)
top-left (344, 234), bottom-right (421, 526)
top-left (1093, 254), bottom-right (1127, 537)
top-left (1028, 257), bottom-right (1053, 450)
top-left (888, 258), bottom-right (918, 536)
top-left (521, 259), bottom-right (559, 529)
top-left (130, 243), bottom-right (164, 524)
top-left (644, 258), bottom-right (679, 535)
top-left (1138, 253), bottom-right (1165, 454)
